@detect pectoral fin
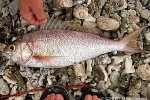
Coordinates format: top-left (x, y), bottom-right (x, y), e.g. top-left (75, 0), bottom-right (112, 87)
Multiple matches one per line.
top-left (33, 55), bottom-right (62, 62)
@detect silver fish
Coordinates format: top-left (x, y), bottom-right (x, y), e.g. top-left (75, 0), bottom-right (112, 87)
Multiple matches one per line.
top-left (2, 19), bottom-right (146, 68)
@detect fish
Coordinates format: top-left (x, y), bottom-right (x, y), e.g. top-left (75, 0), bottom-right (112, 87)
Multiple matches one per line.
top-left (2, 18), bottom-right (146, 68)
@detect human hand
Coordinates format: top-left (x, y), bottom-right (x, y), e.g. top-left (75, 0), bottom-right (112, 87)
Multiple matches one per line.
top-left (19, 0), bottom-right (47, 25)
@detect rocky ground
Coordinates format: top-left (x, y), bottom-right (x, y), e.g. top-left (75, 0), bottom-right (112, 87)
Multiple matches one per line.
top-left (0, 0), bottom-right (150, 100)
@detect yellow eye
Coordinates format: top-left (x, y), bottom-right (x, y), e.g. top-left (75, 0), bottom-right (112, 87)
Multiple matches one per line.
top-left (9, 45), bottom-right (16, 52)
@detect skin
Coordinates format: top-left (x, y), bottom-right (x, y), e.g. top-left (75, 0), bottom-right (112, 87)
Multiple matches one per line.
top-left (19, 0), bottom-right (47, 25)
top-left (44, 94), bottom-right (101, 100)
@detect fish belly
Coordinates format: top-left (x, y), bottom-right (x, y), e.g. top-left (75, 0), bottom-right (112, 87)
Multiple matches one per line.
top-left (24, 29), bottom-right (121, 68)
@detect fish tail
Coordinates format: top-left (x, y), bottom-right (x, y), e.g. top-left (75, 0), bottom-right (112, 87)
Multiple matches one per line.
top-left (120, 27), bottom-right (147, 53)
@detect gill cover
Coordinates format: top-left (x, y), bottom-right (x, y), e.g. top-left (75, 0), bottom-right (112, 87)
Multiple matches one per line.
top-left (18, 42), bottom-right (33, 64)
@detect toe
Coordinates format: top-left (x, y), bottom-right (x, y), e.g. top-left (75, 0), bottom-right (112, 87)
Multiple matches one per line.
top-left (84, 94), bottom-right (92, 100)
top-left (45, 93), bottom-right (56, 100)
top-left (92, 95), bottom-right (98, 100)
top-left (55, 94), bottom-right (64, 100)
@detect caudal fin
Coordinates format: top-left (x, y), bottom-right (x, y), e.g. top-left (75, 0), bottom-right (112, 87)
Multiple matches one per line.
top-left (120, 27), bottom-right (147, 53)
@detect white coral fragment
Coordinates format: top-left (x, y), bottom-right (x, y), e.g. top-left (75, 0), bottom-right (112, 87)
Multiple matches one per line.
top-left (99, 65), bottom-right (108, 82)
top-left (73, 5), bottom-right (89, 19)
top-left (3, 75), bottom-right (16, 84)
top-left (107, 89), bottom-right (125, 98)
top-left (111, 55), bottom-right (128, 64)
top-left (0, 78), bottom-right (10, 95)
top-left (122, 56), bottom-right (135, 75)
top-left (107, 64), bottom-right (121, 75)
top-left (74, 63), bottom-right (86, 77)
top-left (86, 59), bottom-right (93, 76)
top-left (84, 14), bottom-right (96, 22)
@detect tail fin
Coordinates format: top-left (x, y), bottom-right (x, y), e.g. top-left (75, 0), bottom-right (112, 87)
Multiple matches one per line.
top-left (120, 27), bottom-right (147, 53)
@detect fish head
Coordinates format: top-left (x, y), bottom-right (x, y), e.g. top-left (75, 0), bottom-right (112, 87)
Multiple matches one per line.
top-left (2, 42), bottom-right (33, 64)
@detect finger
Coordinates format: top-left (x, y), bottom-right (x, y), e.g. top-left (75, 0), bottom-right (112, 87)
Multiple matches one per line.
top-left (84, 94), bottom-right (92, 100)
top-left (56, 94), bottom-right (64, 100)
top-left (19, 0), bottom-right (35, 24)
top-left (30, 0), bottom-right (47, 21)
top-left (23, 13), bottom-right (46, 25)
top-left (19, 0), bottom-right (31, 17)
top-left (22, 13), bottom-right (37, 25)
top-left (34, 18), bottom-right (47, 25)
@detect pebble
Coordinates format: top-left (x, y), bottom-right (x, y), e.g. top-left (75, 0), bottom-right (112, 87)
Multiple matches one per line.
top-left (111, 55), bottom-right (128, 64)
top-left (53, 0), bottom-right (73, 9)
top-left (119, 74), bottom-right (131, 88)
top-left (109, 71), bottom-right (120, 87)
top-left (84, 14), bottom-right (96, 22)
top-left (0, 77), bottom-right (10, 95)
top-left (73, 64), bottom-right (86, 77)
top-left (2, 7), bottom-right (9, 17)
top-left (20, 17), bottom-right (29, 27)
top-left (140, 9), bottom-right (150, 19)
top-left (141, 87), bottom-right (150, 100)
top-left (27, 25), bottom-right (37, 32)
top-left (136, 64), bottom-right (150, 81)
top-left (73, 0), bottom-right (85, 5)
top-left (143, 57), bottom-right (150, 64)
top-left (107, 64), bottom-right (121, 74)
top-left (73, 5), bottom-right (89, 19)
top-left (141, 0), bottom-right (149, 6)
top-left (128, 78), bottom-right (141, 97)
top-left (0, 43), bottom-right (6, 52)
top-left (97, 16), bottom-right (120, 30)
top-left (128, 16), bottom-right (140, 24)
top-left (98, 54), bottom-right (111, 65)
top-left (8, 0), bottom-right (18, 16)
top-left (96, 80), bottom-right (105, 89)
top-left (107, 89), bottom-right (125, 98)
top-left (92, 65), bottom-right (105, 81)
top-left (0, 0), bottom-right (10, 9)
top-left (144, 31), bottom-right (150, 41)
top-left (136, 1), bottom-right (143, 12)
top-left (128, 10), bottom-right (136, 16)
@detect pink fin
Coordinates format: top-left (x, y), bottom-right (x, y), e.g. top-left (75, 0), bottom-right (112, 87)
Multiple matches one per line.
top-left (120, 27), bottom-right (147, 53)
top-left (33, 55), bottom-right (62, 62)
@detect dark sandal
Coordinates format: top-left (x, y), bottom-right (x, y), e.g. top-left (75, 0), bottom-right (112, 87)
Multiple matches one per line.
top-left (40, 85), bottom-right (69, 100)
top-left (80, 87), bottom-right (106, 100)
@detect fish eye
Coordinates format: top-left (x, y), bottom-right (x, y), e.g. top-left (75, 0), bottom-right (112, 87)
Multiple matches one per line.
top-left (9, 45), bottom-right (16, 52)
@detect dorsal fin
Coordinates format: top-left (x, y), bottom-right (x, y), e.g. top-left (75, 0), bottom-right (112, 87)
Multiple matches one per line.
top-left (39, 17), bottom-right (103, 36)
